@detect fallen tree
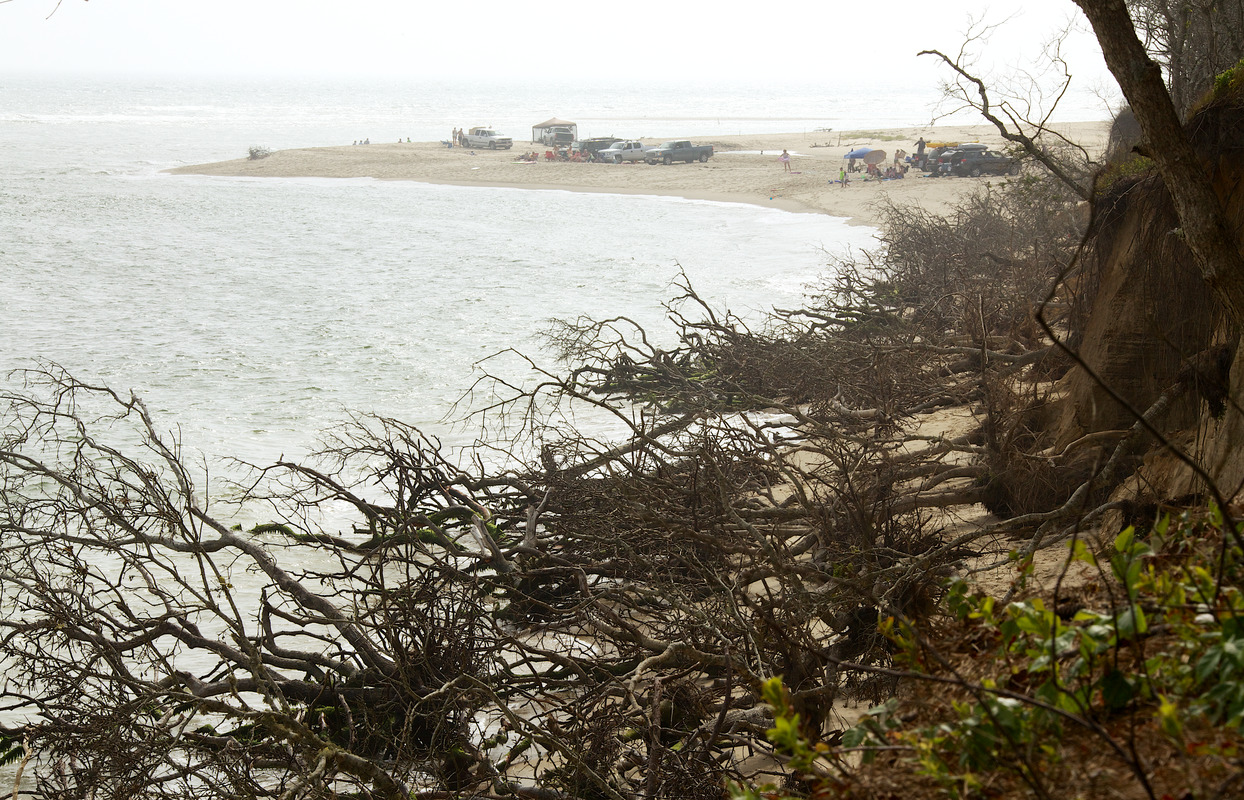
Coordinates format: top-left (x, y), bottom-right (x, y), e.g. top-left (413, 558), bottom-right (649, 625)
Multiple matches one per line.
top-left (0, 169), bottom-right (1101, 798)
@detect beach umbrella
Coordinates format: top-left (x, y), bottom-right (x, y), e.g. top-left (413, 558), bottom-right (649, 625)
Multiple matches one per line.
top-left (862, 149), bottom-right (887, 165)
top-left (844, 147), bottom-right (874, 159)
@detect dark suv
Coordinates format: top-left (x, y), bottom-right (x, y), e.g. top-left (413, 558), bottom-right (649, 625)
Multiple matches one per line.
top-left (924, 143), bottom-right (986, 176)
top-left (571, 137), bottom-right (622, 156)
top-left (945, 148), bottom-right (1020, 177)
top-left (920, 145), bottom-right (949, 173)
top-left (930, 143), bottom-right (985, 175)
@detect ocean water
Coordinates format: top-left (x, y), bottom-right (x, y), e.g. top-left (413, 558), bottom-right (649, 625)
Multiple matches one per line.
top-left (1, 75), bottom-right (1103, 466)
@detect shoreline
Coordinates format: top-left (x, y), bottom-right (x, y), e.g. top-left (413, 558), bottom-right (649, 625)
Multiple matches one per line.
top-left (393, 178), bottom-right (824, 216)
top-left (168, 122), bottom-right (1110, 227)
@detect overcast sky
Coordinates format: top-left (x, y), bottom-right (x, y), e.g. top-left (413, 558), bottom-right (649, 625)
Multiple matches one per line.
top-left (1, 0), bottom-right (1116, 94)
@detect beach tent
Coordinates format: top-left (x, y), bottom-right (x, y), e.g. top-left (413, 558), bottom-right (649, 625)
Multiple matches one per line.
top-left (532, 117), bottom-right (578, 143)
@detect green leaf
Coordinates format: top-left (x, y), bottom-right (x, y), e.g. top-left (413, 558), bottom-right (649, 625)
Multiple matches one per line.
top-left (1015, 614), bottom-right (1043, 635)
top-left (1116, 606), bottom-right (1148, 638)
top-left (1070, 538), bottom-right (1097, 566)
top-left (1126, 559), bottom-right (1144, 594)
top-left (841, 726), bottom-right (869, 748)
top-left (760, 676), bottom-right (786, 709)
top-left (1100, 669), bottom-right (1134, 710)
top-left (1157, 695), bottom-right (1183, 739)
top-left (1221, 637), bottom-right (1244, 669)
top-left (0, 745), bottom-right (25, 769)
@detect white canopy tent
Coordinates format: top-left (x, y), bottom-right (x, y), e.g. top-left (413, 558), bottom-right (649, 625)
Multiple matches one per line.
top-left (532, 117), bottom-right (578, 143)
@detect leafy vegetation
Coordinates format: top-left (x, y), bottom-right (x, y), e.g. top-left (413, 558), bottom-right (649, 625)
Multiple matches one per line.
top-left (740, 512), bottom-right (1244, 799)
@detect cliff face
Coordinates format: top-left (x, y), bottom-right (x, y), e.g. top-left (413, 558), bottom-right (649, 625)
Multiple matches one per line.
top-left (1057, 88), bottom-right (1244, 502)
top-left (1056, 172), bottom-right (1221, 443)
top-left (1176, 153), bottom-right (1244, 501)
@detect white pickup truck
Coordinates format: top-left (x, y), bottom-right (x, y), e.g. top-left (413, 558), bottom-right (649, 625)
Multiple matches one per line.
top-left (463, 127), bottom-right (513, 150)
top-left (599, 140), bottom-right (654, 163)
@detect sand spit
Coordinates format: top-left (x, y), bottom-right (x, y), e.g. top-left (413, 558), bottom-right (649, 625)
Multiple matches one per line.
top-left (168, 123), bottom-right (1110, 228)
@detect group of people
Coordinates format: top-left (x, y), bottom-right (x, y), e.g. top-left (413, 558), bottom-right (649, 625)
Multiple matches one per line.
top-left (450, 128), bottom-right (471, 148)
top-left (865, 162), bottom-right (907, 180)
top-left (562, 147), bottom-right (599, 162)
top-left (513, 147), bottom-right (601, 162)
top-left (772, 136), bottom-right (926, 187)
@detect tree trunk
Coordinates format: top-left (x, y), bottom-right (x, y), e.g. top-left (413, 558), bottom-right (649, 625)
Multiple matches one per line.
top-left (1075, 0), bottom-right (1244, 328)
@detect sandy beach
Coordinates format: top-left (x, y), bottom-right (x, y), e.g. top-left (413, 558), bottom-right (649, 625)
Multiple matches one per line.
top-left (169, 122), bottom-right (1109, 227)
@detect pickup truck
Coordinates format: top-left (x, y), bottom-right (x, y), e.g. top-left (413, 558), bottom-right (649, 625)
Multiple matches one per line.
top-left (464, 127), bottom-right (513, 150)
top-left (599, 140), bottom-right (654, 163)
top-left (645, 140), bottom-right (713, 165)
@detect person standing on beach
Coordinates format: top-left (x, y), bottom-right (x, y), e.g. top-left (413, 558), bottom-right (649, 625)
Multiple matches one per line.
top-left (915, 137), bottom-right (926, 168)
top-left (839, 167), bottom-right (849, 187)
top-left (778, 149), bottom-right (792, 172)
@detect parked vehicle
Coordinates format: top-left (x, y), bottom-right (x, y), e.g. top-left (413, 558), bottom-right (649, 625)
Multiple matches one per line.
top-left (920, 145), bottom-right (952, 173)
top-left (537, 126), bottom-right (575, 146)
top-left (917, 142), bottom-right (955, 171)
top-left (464, 127), bottom-right (513, 150)
top-left (946, 148), bottom-right (1021, 177)
top-left (571, 137), bottom-right (623, 157)
top-left (927, 143), bottom-right (987, 176)
top-left (645, 140), bottom-right (713, 165)
top-left (600, 140), bottom-right (654, 163)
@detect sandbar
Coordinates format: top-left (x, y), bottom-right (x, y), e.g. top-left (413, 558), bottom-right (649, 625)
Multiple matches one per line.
top-left (168, 123), bottom-right (1109, 228)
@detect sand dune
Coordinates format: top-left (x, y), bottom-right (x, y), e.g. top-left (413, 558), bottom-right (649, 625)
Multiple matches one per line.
top-left (168, 123), bottom-right (1109, 227)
